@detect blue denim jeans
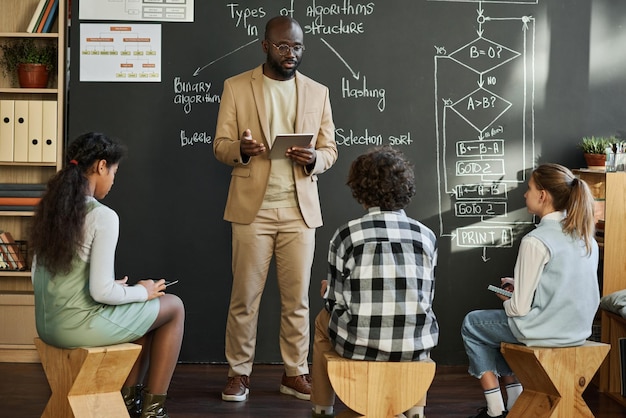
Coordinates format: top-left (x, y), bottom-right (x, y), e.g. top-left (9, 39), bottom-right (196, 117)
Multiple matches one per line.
top-left (461, 309), bottom-right (520, 379)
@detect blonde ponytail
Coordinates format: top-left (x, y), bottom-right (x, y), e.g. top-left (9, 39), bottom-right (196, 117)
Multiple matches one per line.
top-left (532, 164), bottom-right (595, 254)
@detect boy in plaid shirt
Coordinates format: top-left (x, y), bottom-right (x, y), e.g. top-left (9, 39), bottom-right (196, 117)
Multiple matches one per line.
top-left (310, 146), bottom-right (439, 418)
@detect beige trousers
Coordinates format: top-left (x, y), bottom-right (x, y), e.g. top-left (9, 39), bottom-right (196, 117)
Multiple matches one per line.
top-left (225, 207), bottom-right (315, 377)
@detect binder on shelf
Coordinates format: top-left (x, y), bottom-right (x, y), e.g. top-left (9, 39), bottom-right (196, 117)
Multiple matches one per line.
top-left (26, 0), bottom-right (49, 33)
top-left (13, 101), bottom-right (29, 162)
top-left (28, 100), bottom-right (43, 163)
top-left (41, 100), bottom-right (57, 163)
top-left (41, 0), bottom-right (59, 33)
top-left (0, 100), bottom-right (15, 162)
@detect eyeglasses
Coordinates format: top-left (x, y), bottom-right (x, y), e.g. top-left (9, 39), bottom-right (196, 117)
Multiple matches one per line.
top-left (270, 42), bottom-right (305, 56)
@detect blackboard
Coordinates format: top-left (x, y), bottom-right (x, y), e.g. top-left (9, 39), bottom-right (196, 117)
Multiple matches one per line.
top-left (68, 0), bottom-right (625, 365)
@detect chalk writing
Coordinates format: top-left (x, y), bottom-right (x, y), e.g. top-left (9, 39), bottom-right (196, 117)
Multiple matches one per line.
top-left (306, 0), bottom-right (375, 18)
top-left (180, 130), bottom-right (212, 147)
top-left (456, 159), bottom-right (505, 176)
top-left (455, 201), bottom-right (507, 217)
top-left (226, 3), bottom-right (266, 36)
top-left (173, 77), bottom-right (220, 114)
top-left (456, 183), bottom-right (507, 199)
top-left (342, 76), bottom-right (386, 112)
top-left (456, 226), bottom-right (513, 248)
top-left (456, 139), bottom-right (504, 156)
top-left (305, 18), bottom-right (365, 35)
top-left (335, 128), bottom-right (412, 147)
top-left (303, 0), bottom-right (375, 34)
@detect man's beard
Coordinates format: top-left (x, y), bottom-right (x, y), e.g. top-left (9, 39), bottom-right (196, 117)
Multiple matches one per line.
top-left (267, 56), bottom-right (300, 79)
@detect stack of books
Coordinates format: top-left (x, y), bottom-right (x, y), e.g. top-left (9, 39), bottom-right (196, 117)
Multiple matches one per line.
top-left (26, 0), bottom-right (59, 33)
top-left (0, 231), bottom-right (27, 271)
top-left (0, 183), bottom-right (45, 211)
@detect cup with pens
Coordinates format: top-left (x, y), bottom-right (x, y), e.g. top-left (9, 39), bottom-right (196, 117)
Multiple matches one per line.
top-left (607, 142), bottom-right (626, 172)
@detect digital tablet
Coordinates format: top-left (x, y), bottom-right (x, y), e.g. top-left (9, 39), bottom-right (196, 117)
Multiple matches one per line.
top-left (269, 133), bottom-right (314, 159)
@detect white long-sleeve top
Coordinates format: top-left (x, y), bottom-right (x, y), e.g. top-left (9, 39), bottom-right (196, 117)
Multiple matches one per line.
top-left (33, 197), bottom-right (148, 304)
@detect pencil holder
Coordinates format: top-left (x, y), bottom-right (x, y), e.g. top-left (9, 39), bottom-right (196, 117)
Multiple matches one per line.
top-left (615, 152), bottom-right (626, 172)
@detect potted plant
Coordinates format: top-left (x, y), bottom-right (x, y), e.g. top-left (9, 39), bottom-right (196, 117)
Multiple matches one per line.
top-left (0, 39), bottom-right (57, 88)
top-left (579, 136), bottom-right (614, 170)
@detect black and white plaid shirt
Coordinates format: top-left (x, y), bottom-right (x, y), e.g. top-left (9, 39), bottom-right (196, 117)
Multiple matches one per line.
top-left (326, 207), bottom-right (439, 361)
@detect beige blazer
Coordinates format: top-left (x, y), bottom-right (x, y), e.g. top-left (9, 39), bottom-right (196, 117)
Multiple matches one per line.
top-left (213, 65), bottom-right (337, 228)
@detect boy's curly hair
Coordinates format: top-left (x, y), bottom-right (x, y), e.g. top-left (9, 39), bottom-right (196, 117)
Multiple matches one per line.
top-left (346, 146), bottom-right (415, 210)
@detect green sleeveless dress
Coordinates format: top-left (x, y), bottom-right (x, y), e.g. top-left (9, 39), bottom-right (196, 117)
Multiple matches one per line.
top-left (33, 201), bottom-right (159, 348)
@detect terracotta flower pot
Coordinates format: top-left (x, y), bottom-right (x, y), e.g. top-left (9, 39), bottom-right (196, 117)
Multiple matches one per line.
top-left (17, 63), bottom-right (50, 88)
top-left (584, 153), bottom-right (606, 170)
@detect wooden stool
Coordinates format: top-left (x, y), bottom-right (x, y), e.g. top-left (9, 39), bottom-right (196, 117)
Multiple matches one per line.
top-left (324, 351), bottom-right (436, 418)
top-left (35, 337), bottom-right (142, 418)
top-left (501, 341), bottom-right (610, 418)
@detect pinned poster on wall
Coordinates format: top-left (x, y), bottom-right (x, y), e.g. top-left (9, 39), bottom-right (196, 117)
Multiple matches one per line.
top-left (79, 0), bottom-right (194, 22)
top-left (79, 23), bottom-right (161, 82)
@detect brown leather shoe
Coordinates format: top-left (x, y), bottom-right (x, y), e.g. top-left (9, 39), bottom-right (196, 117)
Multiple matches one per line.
top-left (279, 373), bottom-right (311, 400)
top-left (222, 375), bottom-right (250, 402)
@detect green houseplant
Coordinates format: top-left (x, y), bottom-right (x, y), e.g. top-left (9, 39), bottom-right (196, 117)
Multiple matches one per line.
top-left (0, 39), bottom-right (57, 88)
top-left (579, 136), bottom-right (615, 170)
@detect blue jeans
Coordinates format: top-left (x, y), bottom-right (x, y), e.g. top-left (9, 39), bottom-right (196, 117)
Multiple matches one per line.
top-left (461, 309), bottom-right (520, 379)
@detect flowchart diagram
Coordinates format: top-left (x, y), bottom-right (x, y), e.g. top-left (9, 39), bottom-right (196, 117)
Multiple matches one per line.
top-left (432, 0), bottom-right (539, 260)
top-left (80, 23), bottom-right (161, 82)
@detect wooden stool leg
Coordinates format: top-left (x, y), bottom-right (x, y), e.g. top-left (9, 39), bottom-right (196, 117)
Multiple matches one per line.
top-left (502, 342), bottom-right (609, 418)
top-left (36, 338), bottom-right (77, 418)
top-left (567, 344), bottom-right (610, 418)
top-left (35, 338), bottom-right (141, 418)
top-left (501, 345), bottom-right (561, 418)
top-left (68, 344), bottom-right (141, 417)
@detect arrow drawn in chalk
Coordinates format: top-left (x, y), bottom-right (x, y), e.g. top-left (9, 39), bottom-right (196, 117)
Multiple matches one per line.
top-left (320, 38), bottom-right (360, 80)
top-left (481, 247), bottom-right (490, 262)
top-left (194, 38), bottom-right (259, 76)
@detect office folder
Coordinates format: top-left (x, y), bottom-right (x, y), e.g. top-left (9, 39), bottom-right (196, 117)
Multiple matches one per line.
top-left (41, 100), bottom-right (57, 163)
top-left (13, 101), bottom-right (29, 162)
top-left (0, 100), bottom-right (15, 162)
top-left (28, 100), bottom-right (43, 163)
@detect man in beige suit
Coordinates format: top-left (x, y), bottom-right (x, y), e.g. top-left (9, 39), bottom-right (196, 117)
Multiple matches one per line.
top-left (213, 15), bottom-right (337, 403)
